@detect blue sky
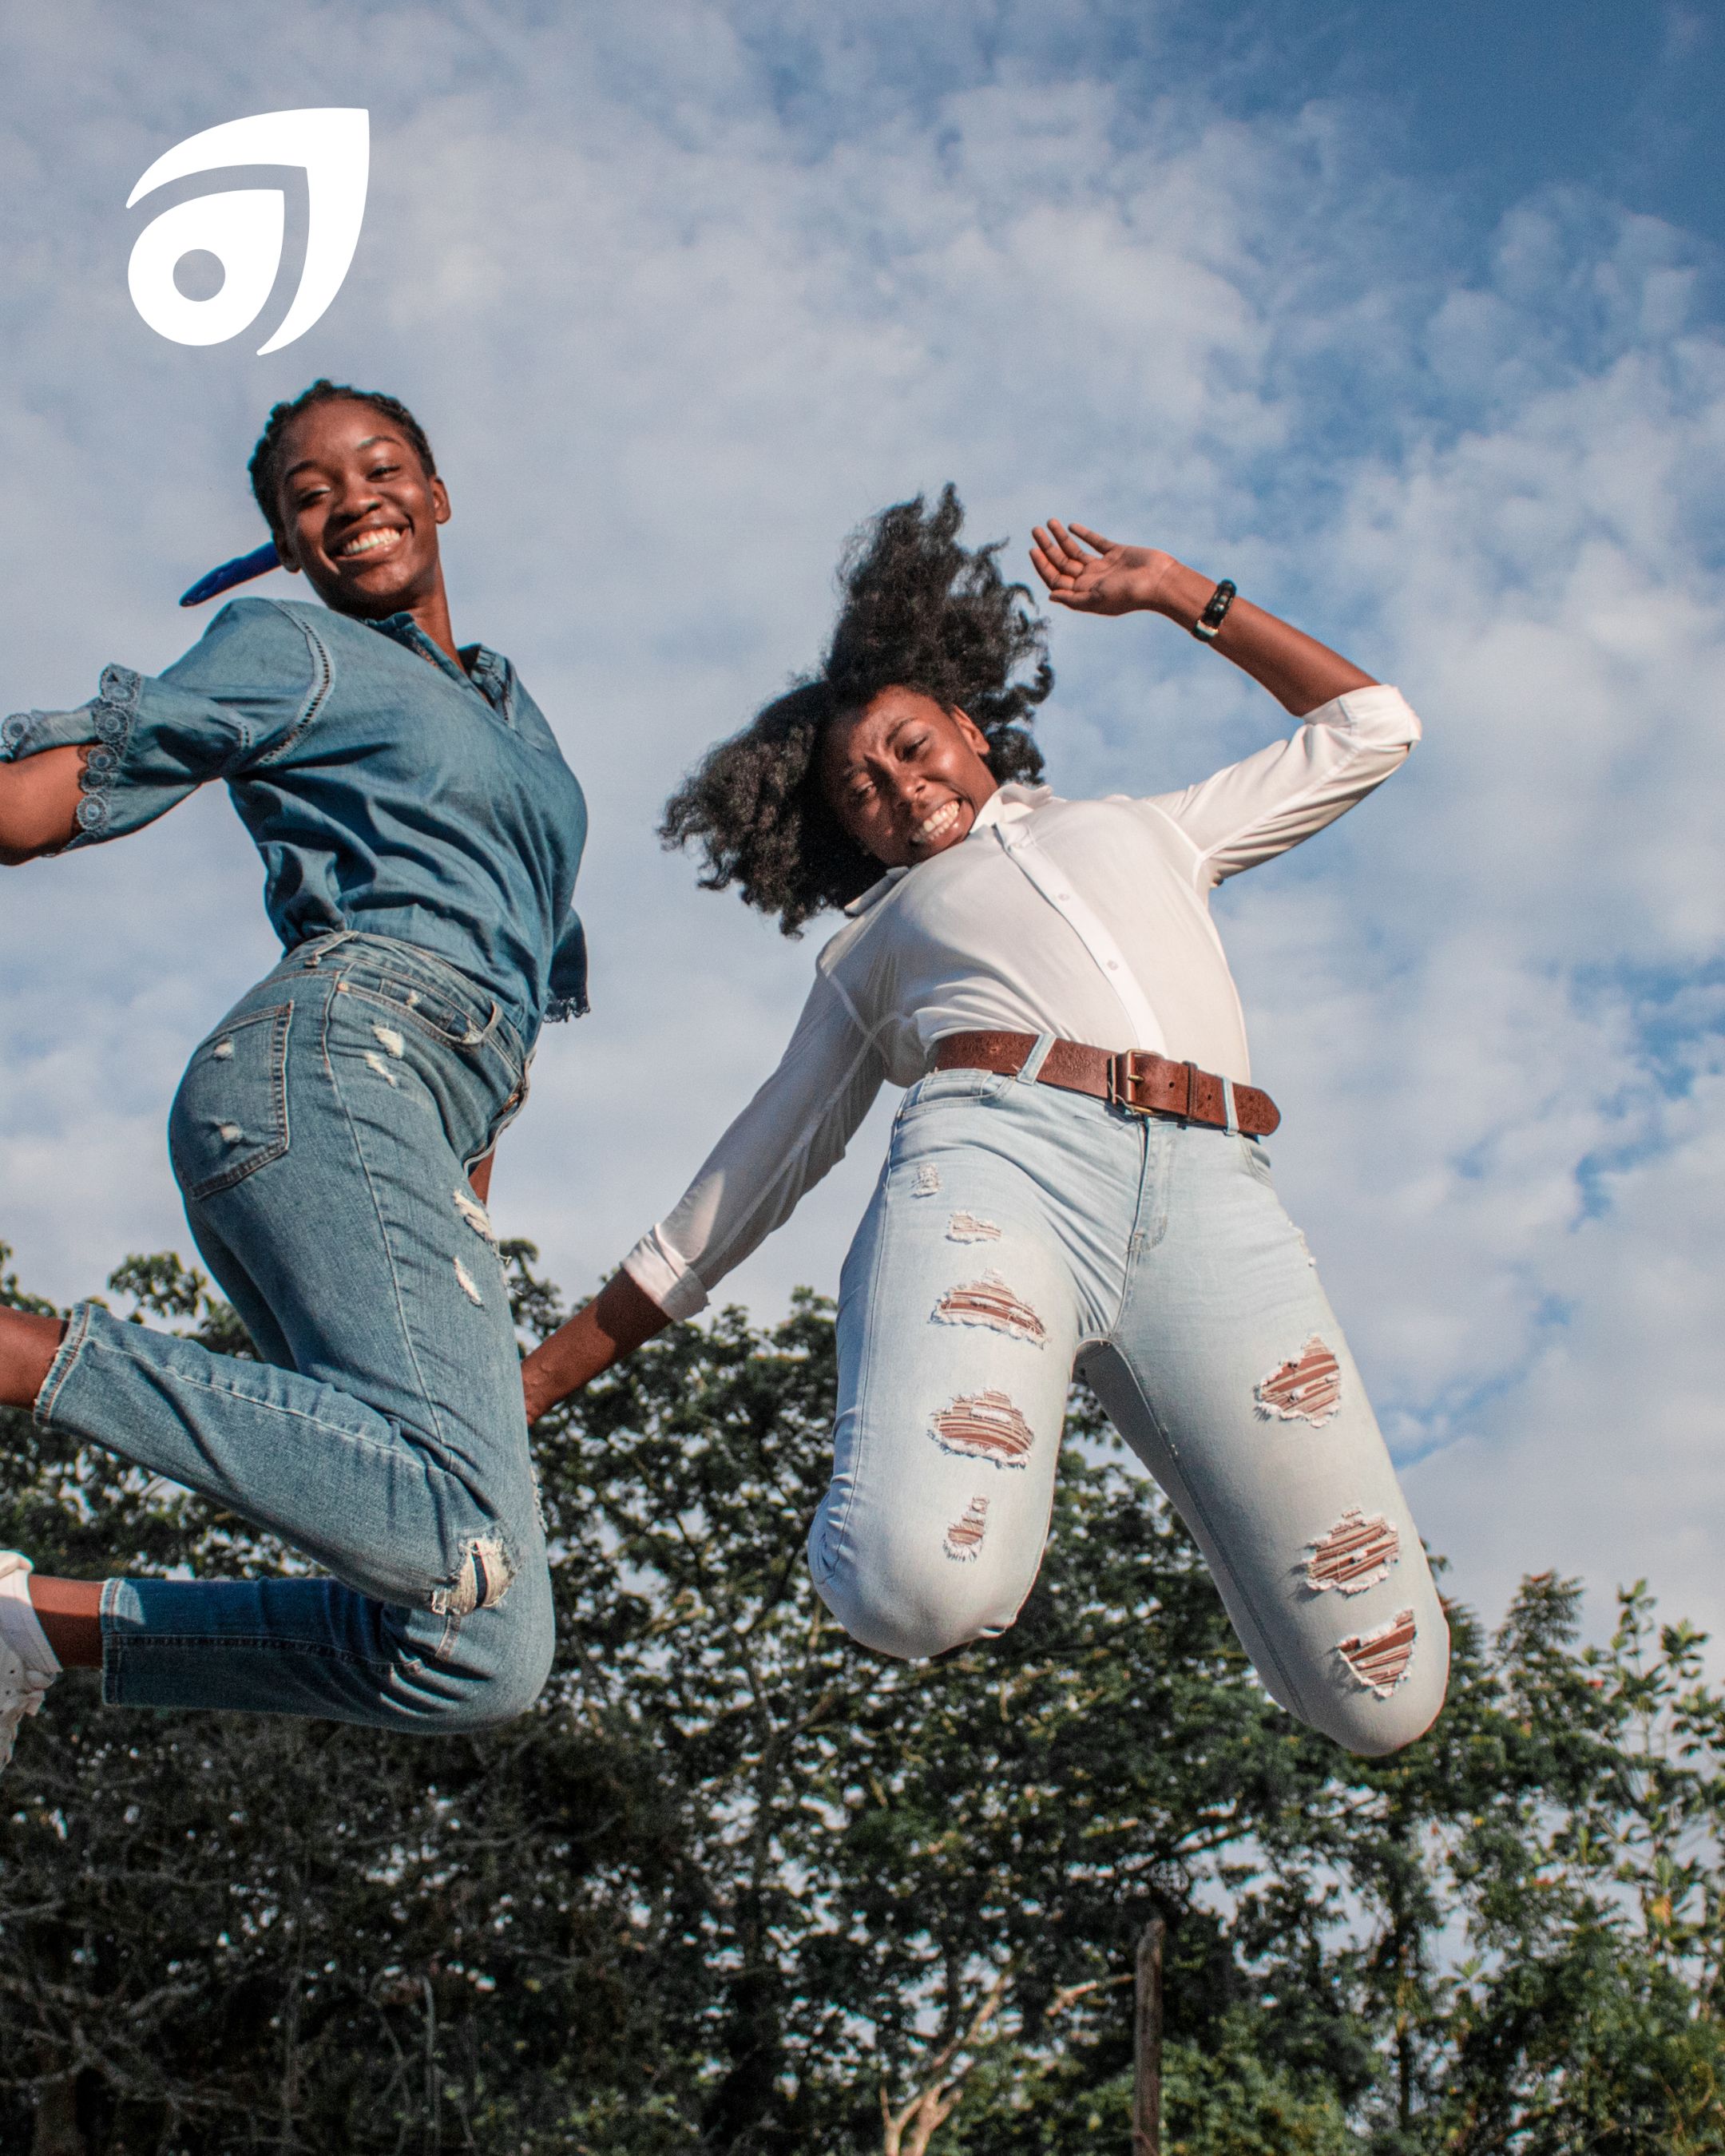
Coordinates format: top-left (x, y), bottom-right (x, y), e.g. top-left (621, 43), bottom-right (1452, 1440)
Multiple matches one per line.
top-left (2, 0), bottom-right (1722, 1651)
top-left (1203, 2), bottom-right (1723, 247)
top-left (725, 1), bottom-right (1725, 261)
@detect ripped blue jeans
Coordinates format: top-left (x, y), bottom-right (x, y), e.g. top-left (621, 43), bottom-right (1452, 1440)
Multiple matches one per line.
top-left (810, 1060), bottom-right (1449, 1758)
top-left (34, 933), bottom-right (552, 1730)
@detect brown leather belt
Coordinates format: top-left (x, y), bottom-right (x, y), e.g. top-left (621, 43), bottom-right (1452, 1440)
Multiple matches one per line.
top-left (933, 1029), bottom-right (1280, 1137)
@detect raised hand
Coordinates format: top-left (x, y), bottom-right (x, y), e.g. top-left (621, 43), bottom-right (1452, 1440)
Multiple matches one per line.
top-left (1029, 521), bottom-right (1176, 616)
top-left (1029, 521), bottom-right (1375, 711)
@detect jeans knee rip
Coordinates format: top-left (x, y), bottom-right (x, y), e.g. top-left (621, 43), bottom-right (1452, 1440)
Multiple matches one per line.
top-left (1307, 1507), bottom-right (1399, 1595)
top-left (943, 1494), bottom-right (990, 1561)
top-left (946, 1211), bottom-right (1001, 1242)
top-left (1256, 1335), bottom-right (1342, 1426)
top-left (430, 1534), bottom-right (516, 1622)
top-left (452, 1187), bottom-right (498, 1244)
top-left (930, 1389), bottom-right (1034, 1467)
top-left (1336, 1607), bottom-right (1418, 1698)
top-left (932, 1271), bottom-right (1047, 1347)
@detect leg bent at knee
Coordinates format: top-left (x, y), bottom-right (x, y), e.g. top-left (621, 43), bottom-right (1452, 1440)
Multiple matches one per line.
top-left (815, 1567), bottom-right (1014, 1663)
top-left (430, 1529), bottom-right (521, 1624)
top-left (387, 1568), bottom-right (555, 1733)
top-left (820, 1130), bottom-right (1079, 1666)
top-left (810, 1390), bottom-right (1060, 1662)
top-left (1299, 1600), bottom-right (1452, 1758)
top-left (810, 1520), bottom-right (1034, 1663)
top-left (98, 1567), bottom-right (553, 1732)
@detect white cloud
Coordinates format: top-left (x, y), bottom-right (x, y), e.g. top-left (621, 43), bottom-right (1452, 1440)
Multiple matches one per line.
top-left (1, 1), bottom-right (1720, 1652)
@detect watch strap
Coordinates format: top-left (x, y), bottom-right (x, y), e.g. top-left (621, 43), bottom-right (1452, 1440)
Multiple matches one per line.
top-left (1191, 578), bottom-right (1237, 644)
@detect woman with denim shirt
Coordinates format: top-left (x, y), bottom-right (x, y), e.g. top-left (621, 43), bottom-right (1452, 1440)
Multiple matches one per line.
top-left (521, 490), bottom-right (1448, 1759)
top-left (0, 381), bottom-right (587, 1767)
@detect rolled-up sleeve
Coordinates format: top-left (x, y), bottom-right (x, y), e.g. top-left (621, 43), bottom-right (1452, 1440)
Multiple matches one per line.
top-left (622, 968), bottom-right (885, 1320)
top-left (0, 599), bottom-right (320, 846)
top-left (1144, 684), bottom-right (1422, 884)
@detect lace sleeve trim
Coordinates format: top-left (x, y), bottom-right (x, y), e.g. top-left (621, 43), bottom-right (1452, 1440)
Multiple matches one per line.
top-left (69, 666), bottom-right (141, 838)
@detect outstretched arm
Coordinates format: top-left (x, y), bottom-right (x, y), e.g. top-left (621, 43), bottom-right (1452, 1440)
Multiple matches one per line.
top-left (1029, 522), bottom-right (1375, 717)
top-left (0, 746), bottom-right (85, 863)
top-left (522, 968), bottom-right (886, 1425)
top-left (521, 1270), bottom-right (670, 1425)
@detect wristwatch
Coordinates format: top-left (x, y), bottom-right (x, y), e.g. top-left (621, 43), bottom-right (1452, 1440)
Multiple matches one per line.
top-left (1192, 579), bottom-right (1237, 644)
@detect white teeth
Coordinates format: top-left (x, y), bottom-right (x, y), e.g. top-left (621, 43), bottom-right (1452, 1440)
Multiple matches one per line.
top-left (915, 801), bottom-right (960, 844)
top-left (339, 527), bottom-right (403, 558)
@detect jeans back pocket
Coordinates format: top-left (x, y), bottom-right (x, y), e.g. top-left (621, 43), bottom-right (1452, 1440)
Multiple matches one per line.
top-left (343, 971), bottom-right (502, 1057)
top-left (169, 1003), bottom-right (293, 1202)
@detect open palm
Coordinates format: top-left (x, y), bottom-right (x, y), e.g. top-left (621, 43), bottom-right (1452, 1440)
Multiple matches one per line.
top-left (1029, 520), bottom-right (1174, 616)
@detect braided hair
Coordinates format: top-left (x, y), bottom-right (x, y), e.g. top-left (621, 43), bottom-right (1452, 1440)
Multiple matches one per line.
top-left (660, 486), bottom-right (1052, 936)
top-left (248, 380), bottom-right (436, 543)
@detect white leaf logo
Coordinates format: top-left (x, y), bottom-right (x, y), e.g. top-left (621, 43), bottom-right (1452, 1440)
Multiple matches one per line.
top-left (127, 108), bottom-right (369, 354)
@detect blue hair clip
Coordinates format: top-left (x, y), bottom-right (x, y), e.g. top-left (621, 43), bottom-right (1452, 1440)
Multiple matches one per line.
top-left (179, 540), bottom-right (281, 608)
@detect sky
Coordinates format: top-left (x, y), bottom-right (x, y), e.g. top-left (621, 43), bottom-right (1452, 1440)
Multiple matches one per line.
top-left (2, 0), bottom-right (1722, 1657)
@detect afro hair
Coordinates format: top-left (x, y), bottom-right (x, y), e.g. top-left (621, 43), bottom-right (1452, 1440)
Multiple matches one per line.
top-left (660, 485), bottom-right (1052, 934)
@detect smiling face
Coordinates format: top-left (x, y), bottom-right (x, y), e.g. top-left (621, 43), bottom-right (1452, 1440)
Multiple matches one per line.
top-left (821, 686), bottom-right (1000, 870)
top-left (272, 398), bottom-right (450, 620)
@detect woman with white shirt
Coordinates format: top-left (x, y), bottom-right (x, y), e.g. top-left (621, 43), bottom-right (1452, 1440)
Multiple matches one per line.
top-left (525, 489), bottom-right (1447, 1756)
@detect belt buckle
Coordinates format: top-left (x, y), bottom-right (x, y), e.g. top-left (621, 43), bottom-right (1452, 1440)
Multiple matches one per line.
top-left (1108, 1052), bottom-right (1196, 1121)
top-left (1108, 1051), bottom-right (1153, 1118)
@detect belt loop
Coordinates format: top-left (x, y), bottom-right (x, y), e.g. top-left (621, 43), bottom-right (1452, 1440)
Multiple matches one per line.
top-left (1017, 1030), bottom-right (1056, 1085)
top-left (1220, 1076), bottom-right (1239, 1135)
top-left (299, 928), bottom-right (355, 972)
top-left (457, 1000), bottom-right (504, 1051)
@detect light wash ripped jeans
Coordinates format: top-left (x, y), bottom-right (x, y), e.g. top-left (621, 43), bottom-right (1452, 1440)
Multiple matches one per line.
top-left (34, 933), bottom-right (551, 1730)
top-left (810, 1048), bottom-right (1449, 1757)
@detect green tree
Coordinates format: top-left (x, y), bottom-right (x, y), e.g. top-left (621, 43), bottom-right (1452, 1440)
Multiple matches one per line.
top-left (532, 1282), bottom-right (1472, 2155)
top-left (1427, 1576), bottom-right (1725, 2154)
top-left (7, 1239), bottom-right (1725, 2155)
top-left (0, 1245), bottom-right (688, 2155)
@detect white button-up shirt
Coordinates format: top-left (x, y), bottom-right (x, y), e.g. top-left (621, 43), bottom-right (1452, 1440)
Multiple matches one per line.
top-left (625, 684), bottom-right (1420, 1320)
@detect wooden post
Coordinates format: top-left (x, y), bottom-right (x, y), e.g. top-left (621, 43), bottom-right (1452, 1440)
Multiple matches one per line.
top-left (1132, 1916), bottom-right (1164, 2156)
top-left (422, 1974), bottom-right (441, 2154)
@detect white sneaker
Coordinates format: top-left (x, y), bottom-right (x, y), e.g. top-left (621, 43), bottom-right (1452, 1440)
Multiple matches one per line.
top-left (0, 1553), bottom-right (57, 1774)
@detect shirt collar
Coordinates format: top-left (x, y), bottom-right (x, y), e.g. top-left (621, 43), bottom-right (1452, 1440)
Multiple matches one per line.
top-left (843, 780), bottom-right (1054, 916)
top-left (462, 643), bottom-right (512, 709)
top-left (366, 613), bottom-right (512, 714)
top-left (972, 779), bottom-right (1050, 832)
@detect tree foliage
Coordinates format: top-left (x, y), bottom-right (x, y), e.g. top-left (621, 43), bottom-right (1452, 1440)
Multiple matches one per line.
top-left (2, 1239), bottom-right (1723, 2154)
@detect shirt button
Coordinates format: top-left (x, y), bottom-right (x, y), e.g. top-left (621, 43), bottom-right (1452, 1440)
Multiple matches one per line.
top-left (1107, 960), bottom-right (1120, 969)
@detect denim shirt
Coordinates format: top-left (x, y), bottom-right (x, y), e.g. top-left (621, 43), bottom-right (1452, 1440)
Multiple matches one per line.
top-left (1, 597), bottom-right (588, 1036)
